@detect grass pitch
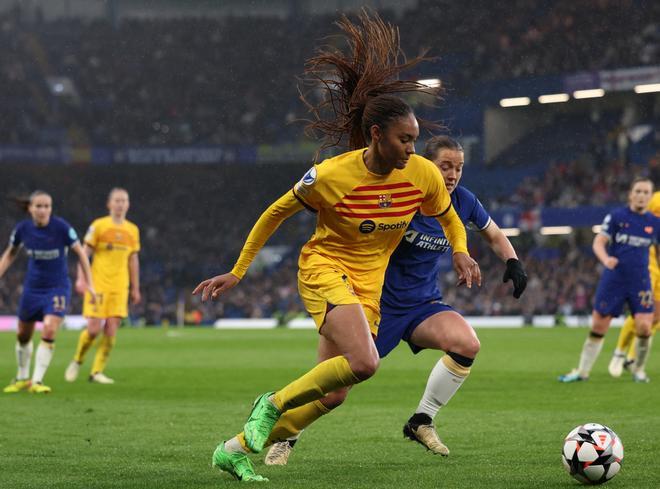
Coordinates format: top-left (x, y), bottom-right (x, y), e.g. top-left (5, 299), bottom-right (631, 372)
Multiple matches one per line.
top-left (0, 327), bottom-right (658, 488)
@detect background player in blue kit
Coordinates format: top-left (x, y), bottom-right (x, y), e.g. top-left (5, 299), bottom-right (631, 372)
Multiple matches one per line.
top-left (264, 136), bottom-right (527, 464)
top-left (0, 191), bottom-right (96, 394)
top-left (559, 177), bottom-right (660, 384)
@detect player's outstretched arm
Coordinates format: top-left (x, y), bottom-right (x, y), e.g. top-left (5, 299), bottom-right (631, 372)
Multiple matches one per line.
top-left (193, 191), bottom-right (304, 302)
top-left (72, 241), bottom-right (97, 303)
top-left (0, 244), bottom-right (20, 279)
top-left (479, 221), bottom-right (527, 298)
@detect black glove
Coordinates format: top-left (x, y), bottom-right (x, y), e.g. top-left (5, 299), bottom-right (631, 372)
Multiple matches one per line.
top-left (503, 258), bottom-right (527, 299)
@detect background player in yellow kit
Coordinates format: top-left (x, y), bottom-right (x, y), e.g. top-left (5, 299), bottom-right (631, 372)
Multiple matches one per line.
top-left (608, 189), bottom-right (660, 382)
top-left (193, 11), bottom-right (481, 482)
top-left (65, 188), bottom-right (141, 384)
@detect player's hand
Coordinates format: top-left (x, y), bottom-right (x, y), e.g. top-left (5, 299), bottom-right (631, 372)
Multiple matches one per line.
top-left (503, 258), bottom-right (527, 299)
top-left (604, 257), bottom-right (618, 270)
top-left (453, 252), bottom-right (481, 289)
top-left (131, 287), bottom-right (142, 305)
top-left (87, 286), bottom-right (97, 305)
top-left (75, 278), bottom-right (87, 296)
top-left (192, 273), bottom-right (240, 301)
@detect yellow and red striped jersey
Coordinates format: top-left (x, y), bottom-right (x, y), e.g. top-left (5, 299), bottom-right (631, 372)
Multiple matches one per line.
top-left (292, 148), bottom-right (455, 300)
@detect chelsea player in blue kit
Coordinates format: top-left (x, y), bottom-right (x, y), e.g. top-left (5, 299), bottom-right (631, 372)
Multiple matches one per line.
top-left (264, 136), bottom-right (527, 464)
top-left (560, 177), bottom-right (660, 383)
top-left (0, 191), bottom-right (96, 394)
top-left (374, 137), bottom-right (526, 455)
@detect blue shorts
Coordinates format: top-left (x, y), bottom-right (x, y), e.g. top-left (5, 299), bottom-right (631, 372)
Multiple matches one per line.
top-left (18, 286), bottom-right (71, 322)
top-left (593, 272), bottom-right (653, 317)
top-left (375, 300), bottom-right (454, 358)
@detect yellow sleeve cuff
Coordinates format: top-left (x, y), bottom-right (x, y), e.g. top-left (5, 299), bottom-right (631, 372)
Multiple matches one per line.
top-left (229, 267), bottom-right (245, 280)
top-left (435, 204), bottom-right (469, 256)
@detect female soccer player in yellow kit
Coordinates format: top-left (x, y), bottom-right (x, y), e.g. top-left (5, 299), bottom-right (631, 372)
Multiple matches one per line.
top-left (65, 188), bottom-right (141, 384)
top-left (193, 11), bottom-right (481, 482)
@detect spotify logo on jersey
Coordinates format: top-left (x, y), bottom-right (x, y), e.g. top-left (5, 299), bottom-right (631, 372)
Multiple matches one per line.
top-left (359, 220), bottom-right (376, 234)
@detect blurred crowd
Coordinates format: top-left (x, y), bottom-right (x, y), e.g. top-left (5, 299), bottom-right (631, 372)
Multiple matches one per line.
top-left (495, 139), bottom-right (639, 210)
top-left (0, 0), bottom-right (658, 146)
top-left (408, 0), bottom-right (660, 88)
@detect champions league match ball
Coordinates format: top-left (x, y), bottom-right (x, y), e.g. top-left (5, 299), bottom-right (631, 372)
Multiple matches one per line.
top-left (562, 423), bottom-right (624, 485)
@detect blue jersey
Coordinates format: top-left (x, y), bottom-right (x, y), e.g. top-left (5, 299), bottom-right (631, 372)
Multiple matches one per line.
top-left (381, 185), bottom-right (491, 312)
top-left (593, 206), bottom-right (660, 317)
top-left (9, 216), bottom-right (79, 290)
top-left (599, 206), bottom-right (660, 278)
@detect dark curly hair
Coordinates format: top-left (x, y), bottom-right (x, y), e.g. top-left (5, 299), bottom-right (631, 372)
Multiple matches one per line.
top-left (300, 9), bottom-right (442, 153)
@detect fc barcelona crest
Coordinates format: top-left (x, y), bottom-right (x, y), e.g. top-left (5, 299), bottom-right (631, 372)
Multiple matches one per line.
top-left (378, 194), bottom-right (392, 208)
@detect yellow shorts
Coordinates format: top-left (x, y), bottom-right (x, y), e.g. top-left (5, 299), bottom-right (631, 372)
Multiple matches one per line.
top-left (652, 267), bottom-right (660, 302)
top-left (298, 268), bottom-right (381, 335)
top-left (83, 289), bottom-right (129, 319)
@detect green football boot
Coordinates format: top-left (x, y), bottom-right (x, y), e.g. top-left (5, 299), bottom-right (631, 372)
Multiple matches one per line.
top-left (244, 392), bottom-right (281, 453)
top-left (212, 443), bottom-right (268, 482)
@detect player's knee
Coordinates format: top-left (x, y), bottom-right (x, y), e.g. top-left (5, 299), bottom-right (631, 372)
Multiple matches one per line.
top-left (41, 326), bottom-right (57, 340)
top-left (17, 332), bottom-right (31, 344)
top-left (590, 312), bottom-right (611, 334)
top-left (463, 336), bottom-right (481, 358)
top-left (349, 355), bottom-right (379, 381)
top-left (636, 321), bottom-right (653, 336)
top-left (590, 323), bottom-right (609, 336)
top-left (447, 334), bottom-right (480, 358)
top-left (321, 388), bottom-right (349, 410)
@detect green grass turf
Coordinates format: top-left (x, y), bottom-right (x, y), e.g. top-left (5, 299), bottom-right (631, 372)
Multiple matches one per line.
top-left (0, 327), bottom-right (658, 488)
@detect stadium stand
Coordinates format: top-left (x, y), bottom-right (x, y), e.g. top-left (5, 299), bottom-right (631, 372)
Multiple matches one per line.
top-left (0, 0), bottom-right (658, 146)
